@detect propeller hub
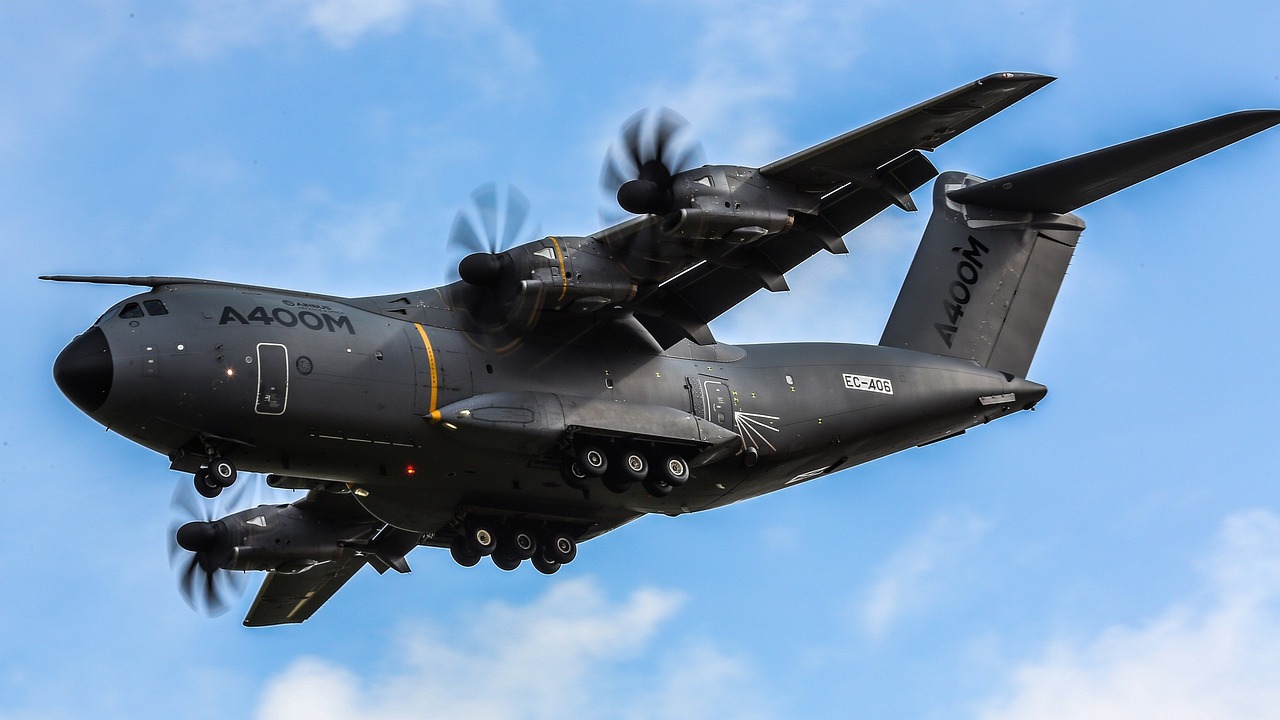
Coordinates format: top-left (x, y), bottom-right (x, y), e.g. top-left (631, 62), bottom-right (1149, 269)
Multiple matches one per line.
top-left (617, 179), bottom-right (668, 216)
top-left (176, 520), bottom-right (220, 553)
top-left (458, 252), bottom-right (505, 286)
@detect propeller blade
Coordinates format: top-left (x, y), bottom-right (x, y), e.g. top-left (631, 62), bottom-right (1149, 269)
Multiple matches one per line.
top-left (167, 472), bottom-right (271, 618)
top-left (599, 107), bottom-right (704, 220)
top-left (444, 183), bottom-right (538, 283)
top-left (473, 182), bottom-right (500, 254)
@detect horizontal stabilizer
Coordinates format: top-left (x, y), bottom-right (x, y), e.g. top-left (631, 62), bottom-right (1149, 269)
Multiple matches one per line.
top-left (948, 110), bottom-right (1280, 213)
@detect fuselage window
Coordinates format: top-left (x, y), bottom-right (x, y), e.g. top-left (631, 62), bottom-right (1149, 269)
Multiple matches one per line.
top-left (118, 302), bottom-right (144, 319)
top-left (144, 299), bottom-right (169, 316)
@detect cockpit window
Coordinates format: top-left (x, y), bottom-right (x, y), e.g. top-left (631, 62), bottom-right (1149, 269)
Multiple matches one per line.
top-left (144, 299), bottom-right (169, 316)
top-left (118, 302), bottom-right (144, 319)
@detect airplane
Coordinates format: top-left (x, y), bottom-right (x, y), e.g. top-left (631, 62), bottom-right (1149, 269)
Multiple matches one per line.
top-left (45, 72), bottom-right (1280, 626)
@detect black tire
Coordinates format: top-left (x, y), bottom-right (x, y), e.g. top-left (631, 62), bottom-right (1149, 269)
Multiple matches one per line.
top-left (660, 455), bottom-right (690, 486)
top-left (531, 551), bottom-right (561, 575)
top-left (544, 532), bottom-right (577, 564)
top-left (576, 444), bottom-right (608, 476)
top-left (643, 474), bottom-right (674, 497)
top-left (194, 468), bottom-right (222, 499)
top-left (209, 456), bottom-right (237, 487)
top-left (492, 553), bottom-right (521, 571)
top-left (560, 460), bottom-right (590, 490)
top-left (449, 536), bottom-right (481, 567)
top-left (466, 524), bottom-right (498, 557)
top-left (505, 528), bottom-right (537, 560)
top-left (618, 448), bottom-right (648, 482)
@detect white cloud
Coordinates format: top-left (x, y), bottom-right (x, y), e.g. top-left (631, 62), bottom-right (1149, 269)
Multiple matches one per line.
top-left (171, 0), bottom-right (535, 62)
top-left (977, 509), bottom-right (1280, 720)
top-left (254, 579), bottom-right (774, 720)
top-left (859, 510), bottom-right (989, 639)
top-left (655, 0), bottom-right (887, 165)
top-left (304, 0), bottom-right (414, 48)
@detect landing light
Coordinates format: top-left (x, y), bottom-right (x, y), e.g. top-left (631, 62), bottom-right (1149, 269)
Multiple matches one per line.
top-left (225, 368), bottom-right (235, 377)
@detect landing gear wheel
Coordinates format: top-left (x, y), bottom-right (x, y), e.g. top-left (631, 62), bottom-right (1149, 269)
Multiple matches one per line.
top-left (193, 468), bottom-right (222, 499)
top-left (492, 553), bottom-right (521, 571)
top-left (466, 524), bottom-right (498, 557)
top-left (643, 475), bottom-right (674, 497)
top-left (544, 532), bottom-right (577, 564)
top-left (449, 536), bottom-right (481, 567)
top-left (505, 528), bottom-right (537, 560)
top-left (560, 460), bottom-right (590, 490)
top-left (531, 550), bottom-right (561, 575)
top-left (576, 444), bottom-right (608, 476)
top-left (619, 449), bottom-right (648, 482)
top-left (660, 455), bottom-right (690, 486)
top-left (208, 456), bottom-right (237, 487)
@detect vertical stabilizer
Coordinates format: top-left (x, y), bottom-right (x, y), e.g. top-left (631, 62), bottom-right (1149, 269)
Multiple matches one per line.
top-left (880, 110), bottom-right (1280, 377)
top-left (879, 174), bottom-right (1082, 378)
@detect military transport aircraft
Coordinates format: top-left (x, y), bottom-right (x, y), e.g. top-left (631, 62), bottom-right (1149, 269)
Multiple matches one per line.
top-left (46, 72), bottom-right (1280, 626)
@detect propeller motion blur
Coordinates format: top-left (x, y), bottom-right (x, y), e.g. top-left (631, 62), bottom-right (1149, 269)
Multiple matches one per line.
top-left (47, 73), bottom-right (1279, 626)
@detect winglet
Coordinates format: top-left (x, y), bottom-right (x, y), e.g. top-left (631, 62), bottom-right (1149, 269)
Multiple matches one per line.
top-left (947, 110), bottom-right (1280, 213)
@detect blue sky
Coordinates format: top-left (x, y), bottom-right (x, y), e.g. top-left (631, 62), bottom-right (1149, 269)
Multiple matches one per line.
top-left (3, 1), bottom-right (1280, 718)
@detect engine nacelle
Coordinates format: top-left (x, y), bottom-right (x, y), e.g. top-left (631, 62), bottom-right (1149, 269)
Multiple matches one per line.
top-left (178, 500), bottom-right (382, 575)
top-left (662, 165), bottom-right (816, 242)
top-left (660, 206), bottom-right (794, 242)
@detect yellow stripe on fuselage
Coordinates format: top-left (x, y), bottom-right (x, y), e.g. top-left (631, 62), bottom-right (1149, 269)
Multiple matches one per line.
top-left (413, 323), bottom-right (440, 422)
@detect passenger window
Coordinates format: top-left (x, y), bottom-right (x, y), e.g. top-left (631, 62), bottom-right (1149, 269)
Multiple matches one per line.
top-left (118, 302), bottom-right (144, 319)
top-left (144, 299), bottom-right (169, 316)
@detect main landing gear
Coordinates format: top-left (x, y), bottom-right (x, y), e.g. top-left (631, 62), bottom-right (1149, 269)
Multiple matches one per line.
top-left (449, 520), bottom-right (579, 575)
top-left (192, 455), bottom-right (238, 499)
top-left (560, 441), bottom-right (690, 497)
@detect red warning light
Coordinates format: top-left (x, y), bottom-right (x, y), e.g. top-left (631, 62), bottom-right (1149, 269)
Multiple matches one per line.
top-left (406, 465), bottom-right (416, 476)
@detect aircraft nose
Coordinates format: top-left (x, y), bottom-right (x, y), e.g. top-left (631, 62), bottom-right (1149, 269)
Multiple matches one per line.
top-left (54, 326), bottom-right (113, 414)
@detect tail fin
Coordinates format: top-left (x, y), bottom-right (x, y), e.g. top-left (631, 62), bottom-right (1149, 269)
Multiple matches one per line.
top-left (879, 110), bottom-right (1280, 377)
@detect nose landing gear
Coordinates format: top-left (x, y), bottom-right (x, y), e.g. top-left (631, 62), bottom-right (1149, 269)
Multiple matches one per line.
top-left (191, 455), bottom-right (238, 499)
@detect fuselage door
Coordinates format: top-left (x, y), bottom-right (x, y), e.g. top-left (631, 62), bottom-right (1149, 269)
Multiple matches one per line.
top-left (255, 343), bottom-right (289, 415)
top-left (689, 376), bottom-right (734, 431)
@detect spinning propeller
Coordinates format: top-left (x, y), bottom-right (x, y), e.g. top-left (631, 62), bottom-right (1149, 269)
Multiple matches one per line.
top-left (441, 183), bottom-right (545, 349)
top-left (601, 108), bottom-right (705, 218)
top-left (167, 474), bottom-right (270, 616)
top-left (445, 182), bottom-right (537, 285)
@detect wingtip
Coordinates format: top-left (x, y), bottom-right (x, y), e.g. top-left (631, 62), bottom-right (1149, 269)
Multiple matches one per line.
top-left (979, 72), bottom-right (1056, 86)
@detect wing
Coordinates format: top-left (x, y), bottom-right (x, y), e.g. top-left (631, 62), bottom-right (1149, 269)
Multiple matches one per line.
top-left (760, 72), bottom-right (1054, 191)
top-left (243, 550), bottom-right (368, 627)
top-left (362, 74), bottom-right (1053, 350)
top-left (597, 74), bottom-right (1055, 346)
top-left (630, 150), bottom-right (940, 347)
